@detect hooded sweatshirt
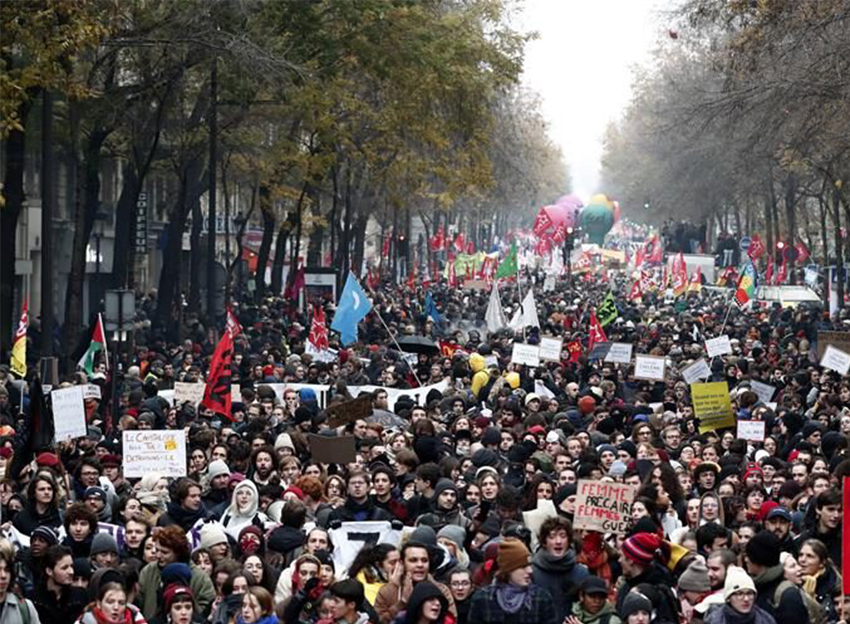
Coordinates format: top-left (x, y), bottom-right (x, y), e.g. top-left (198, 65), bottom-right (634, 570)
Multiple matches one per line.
top-left (531, 548), bottom-right (590, 622)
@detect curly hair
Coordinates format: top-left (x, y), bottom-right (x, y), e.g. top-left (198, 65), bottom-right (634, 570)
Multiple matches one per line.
top-left (155, 525), bottom-right (191, 562)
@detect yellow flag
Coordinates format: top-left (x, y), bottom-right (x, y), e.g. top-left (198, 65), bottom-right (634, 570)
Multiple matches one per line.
top-left (10, 302), bottom-right (27, 378)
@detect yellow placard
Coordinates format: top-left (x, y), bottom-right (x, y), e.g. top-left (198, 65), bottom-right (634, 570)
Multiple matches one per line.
top-left (691, 381), bottom-right (736, 433)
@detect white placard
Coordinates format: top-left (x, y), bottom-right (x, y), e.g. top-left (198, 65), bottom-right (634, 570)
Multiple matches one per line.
top-left (539, 337), bottom-right (563, 362)
top-left (820, 344), bottom-right (850, 375)
top-left (705, 335), bottom-right (732, 358)
top-left (122, 430), bottom-right (188, 478)
top-left (543, 275), bottom-right (556, 292)
top-left (511, 343), bottom-right (541, 367)
top-left (484, 355), bottom-right (499, 368)
top-left (83, 384), bottom-right (102, 400)
top-left (232, 385), bottom-right (242, 404)
top-left (534, 380), bottom-right (555, 399)
top-left (604, 342), bottom-right (633, 364)
top-left (634, 355), bottom-right (666, 381)
top-left (51, 386), bottom-right (87, 442)
top-left (737, 420), bottom-right (766, 442)
top-left (749, 380), bottom-right (776, 404)
top-left (682, 359), bottom-right (711, 384)
top-left (173, 382), bottom-right (206, 406)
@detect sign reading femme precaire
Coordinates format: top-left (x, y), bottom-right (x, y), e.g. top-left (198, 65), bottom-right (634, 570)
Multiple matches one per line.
top-left (574, 479), bottom-right (637, 534)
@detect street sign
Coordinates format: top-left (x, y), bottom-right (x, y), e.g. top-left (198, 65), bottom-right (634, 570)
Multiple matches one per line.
top-left (104, 290), bottom-right (136, 332)
top-left (135, 193), bottom-right (148, 254)
top-left (740, 236), bottom-right (751, 252)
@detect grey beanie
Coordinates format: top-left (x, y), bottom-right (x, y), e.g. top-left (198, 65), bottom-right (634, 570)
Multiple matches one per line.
top-left (207, 459), bottom-right (231, 480)
top-left (437, 525), bottom-right (466, 550)
top-left (409, 525), bottom-right (437, 547)
top-left (90, 532), bottom-right (119, 556)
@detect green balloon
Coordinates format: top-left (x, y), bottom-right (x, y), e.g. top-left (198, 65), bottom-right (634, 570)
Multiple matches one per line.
top-left (581, 204), bottom-right (614, 245)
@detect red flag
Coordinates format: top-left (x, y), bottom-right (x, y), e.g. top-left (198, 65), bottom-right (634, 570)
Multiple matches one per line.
top-left (201, 331), bottom-right (233, 420)
top-left (284, 264), bottom-right (305, 299)
top-left (566, 340), bottom-right (583, 363)
top-left (747, 235), bottom-right (765, 260)
top-left (439, 341), bottom-right (464, 357)
top-left (381, 232), bottom-right (392, 258)
top-left (628, 280), bottom-right (642, 301)
top-left (225, 307), bottom-right (242, 338)
top-left (551, 225), bottom-right (566, 244)
top-left (430, 226), bottom-right (445, 252)
top-left (465, 240), bottom-right (474, 255)
top-left (646, 235), bottom-right (663, 263)
top-left (533, 209), bottom-right (554, 238)
top-left (777, 255), bottom-right (787, 284)
top-left (843, 477), bottom-right (850, 596)
top-left (795, 240), bottom-right (810, 263)
top-left (454, 233), bottom-right (464, 252)
top-left (765, 255), bottom-right (774, 285)
top-left (308, 305), bottom-right (329, 351)
top-left (588, 312), bottom-right (608, 353)
top-left (408, 261), bottom-right (417, 290)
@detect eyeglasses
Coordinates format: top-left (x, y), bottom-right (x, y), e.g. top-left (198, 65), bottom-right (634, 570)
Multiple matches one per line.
top-left (450, 581), bottom-right (471, 588)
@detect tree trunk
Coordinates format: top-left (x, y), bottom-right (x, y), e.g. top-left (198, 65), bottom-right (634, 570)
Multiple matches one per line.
top-left (63, 127), bottom-right (112, 360)
top-left (784, 176), bottom-right (798, 283)
top-left (188, 194), bottom-right (203, 312)
top-left (110, 164), bottom-right (140, 289)
top-left (270, 221), bottom-right (289, 295)
top-left (819, 192), bottom-right (829, 266)
top-left (0, 100), bottom-right (33, 353)
top-left (834, 186), bottom-right (844, 311)
top-left (763, 190), bottom-right (774, 255)
top-left (351, 214), bottom-right (369, 277)
top-left (254, 184), bottom-right (274, 302)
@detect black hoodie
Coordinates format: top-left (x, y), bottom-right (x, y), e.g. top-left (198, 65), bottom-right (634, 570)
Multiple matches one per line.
top-left (397, 581), bottom-right (449, 624)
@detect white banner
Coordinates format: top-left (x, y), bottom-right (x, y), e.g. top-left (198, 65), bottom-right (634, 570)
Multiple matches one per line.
top-left (705, 335), bottom-right (732, 358)
top-left (264, 380), bottom-right (450, 412)
top-left (538, 337), bottom-right (563, 362)
top-left (52, 386), bottom-right (87, 443)
top-left (122, 430), bottom-right (187, 478)
top-left (328, 521), bottom-right (403, 574)
top-left (749, 380), bottom-right (776, 404)
top-left (634, 355), bottom-right (666, 381)
top-left (173, 382), bottom-right (206, 406)
top-left (604, 342), bottom-right (633, 364)
top-left (511, 342), bottom-right (541, 367)
top-left (681, 359), bottom-right (711, 384)
top-left (737, 420), bottom-right (766, 442)
top-left (820, 344), bottom-right (850, 375)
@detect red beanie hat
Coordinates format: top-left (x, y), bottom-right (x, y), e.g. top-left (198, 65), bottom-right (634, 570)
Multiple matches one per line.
top-left (623, 532), bottom-right (662, 565)
top-left (163, 584), bottom-right (193, 612)
top-left (578, 395), bottom-right (596, 415)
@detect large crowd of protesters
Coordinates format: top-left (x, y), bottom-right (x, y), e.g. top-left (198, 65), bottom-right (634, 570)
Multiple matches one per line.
top-left (0, 248), bottom-right (848, 624)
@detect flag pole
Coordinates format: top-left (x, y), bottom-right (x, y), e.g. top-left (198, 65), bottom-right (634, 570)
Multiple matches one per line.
top-left (515, 244), bottom-right (526, 342)
top-left (372, 307), bottom-right (424, 388)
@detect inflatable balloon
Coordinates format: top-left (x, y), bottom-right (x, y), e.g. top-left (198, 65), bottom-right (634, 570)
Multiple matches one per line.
top-left (505, 371), bottom-right (520, 389)
top-left (589, 193), bottom-right (613, 208)
top-left (556, 194), bottom-right (584, 209)
top-left (542, 204), bottom-right (575, 230)
top-left (612, 201), bottom-right (621, 224)
top-left (581, 203), bottom-right (615, 245)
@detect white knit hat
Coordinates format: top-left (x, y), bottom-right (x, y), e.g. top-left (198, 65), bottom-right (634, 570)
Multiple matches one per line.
top-left (198, 523), bottom-right (228, 550)
top-left (274, 433), bottom-right (295, 451)
top-left (207, 460), bottom-right (231, 480)
top-left (723, 566), bottom-right (756, 601)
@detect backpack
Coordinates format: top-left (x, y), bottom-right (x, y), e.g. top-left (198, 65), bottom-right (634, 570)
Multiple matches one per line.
top-left (773, 580), bottom-right (825, 624)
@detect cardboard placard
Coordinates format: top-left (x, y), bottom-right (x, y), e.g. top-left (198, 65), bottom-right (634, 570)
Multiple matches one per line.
top-left (705, 335), bottom-right (732, 358)
top-left (463, 279), bottom-right (488, 291)
top-left (232, 385), bottom-right (242, 405)
top-left (122, 430), bottom-right (187, 478)
top-left (83, 384), bottom-right (102, 400)
top-left (604, 342), bottom-right (633, 364)
top-left (539, 337), bottom-right (563, 362)
top-left (816, 330), bottom-right (850, 360)
top-left (574, 479), bottom-right (637, 534)
top-left (737, 420), bottom-right (766, 442)
top-left (681, 359), bottom-right (711, 384)
top-left (52, 386), bottom-right (88, 442)
top-left (588, 342), bottom-right (612, 361)
top-left (308, 434), bottom-right (357, 464)
top-left (692, 381), bottom-right (736, 433)
top-left (511, 343), bottom-right (541, 367)
top-left (634, 355), bottom-right (666, 381)
top-left (173, 381), bottom-right (206, 406)
top-left (821, 344), bottom-right (850, 376)
top-left (325, 394), bottom-right (374, 429)
top-left (749, 380), bottom-right (776, 404)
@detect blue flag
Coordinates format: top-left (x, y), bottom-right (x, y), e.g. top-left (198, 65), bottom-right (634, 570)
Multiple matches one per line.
top-left (331, 274), bottom-right (373, 345)
top-left (425, 292), bottom-right (442, 324)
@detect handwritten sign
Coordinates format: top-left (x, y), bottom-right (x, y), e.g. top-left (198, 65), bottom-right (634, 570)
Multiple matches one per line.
top-left (737, 420), bottom-right (766, 442)
top-left (173, 382), bottom-right (206, 406)
top-left (539, 337), bottom-right (563, 362)
top-left (574, 479), bottom-right (637, 534)
top-left (511, 343), bottom-right (540, 367)
top-left (816, 330), bottom-right (850, 360)
top-left (52, 386), bottom-right (87, 442)
top-left (682, 359), bottom-right (711, 384)
top-left (325, 395), bottom-right (374, 429)
top-left (605, 342), bottom-right (633, 364)
top-left (588, 342), bottom-right (612, 360)
top-left (634, 355), bottom-right (666, 381)
top-left (122, 430), bottom-right (187, 478)
top-left (821, 344), bottom-right (850, 376)
top-left (749, 380), bottom-right (776, 404)
top-left (705, 335), bottom-right (732, 358)
top-left (692, 381), bottom-right (736, 433)
top-left (83, 384), bottom-right (102, 400)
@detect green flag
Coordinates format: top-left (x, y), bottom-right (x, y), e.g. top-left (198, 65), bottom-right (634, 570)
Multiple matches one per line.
top-left (597, 291), bottom-right (618, 327)
top-left (496, 241), bottom-right (517, 279)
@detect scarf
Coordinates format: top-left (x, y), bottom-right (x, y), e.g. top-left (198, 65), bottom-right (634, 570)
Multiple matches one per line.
top-left (577, 533), bottom-right (613, 587)
top-left (802, 566), bottom-right (824, 598)
top-left (721, 604), bottom-right (755, 624)
top-left (495, 582), bottom-right (533, 614)
top-left (532, 548), bottom-right (577, 573)
top-left (91, 606), bottom-right (134, 624)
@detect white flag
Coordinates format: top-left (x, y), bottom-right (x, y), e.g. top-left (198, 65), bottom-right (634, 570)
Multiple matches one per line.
top-left (509, 290), bottom-right (540, 331)
top-left (485, 282), bottom-right (508, 333)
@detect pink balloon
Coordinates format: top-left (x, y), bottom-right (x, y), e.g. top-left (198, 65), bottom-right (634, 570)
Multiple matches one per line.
top-left (542, 204), bottom-right (570, 229)
top-left (556, 194), bottom-right (584, 210)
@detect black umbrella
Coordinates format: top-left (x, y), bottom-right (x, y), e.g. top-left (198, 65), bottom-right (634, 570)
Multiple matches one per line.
top-left (395, 335), bottom-right (440, 355)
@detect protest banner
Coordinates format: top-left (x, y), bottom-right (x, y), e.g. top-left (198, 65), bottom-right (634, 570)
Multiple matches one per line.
top-left (705, 335), bottom-right (732, 358)
top-left (634, 354), bottom-right (666, 381)
top-left (52, 386), bottom-right (87, 442)
top-left (308, 434), bottom-right (356, 464)
top-left (329, 521), bottom-right (403, 577)
top-left (173, 381), bottom-right (206, 406)
top-left (538, 337), bottom-right (563, 362)
top-left (692, 381), bottom-right (736, 433)
top-left (749, 381), bottom-right (776, 404)
top-left (484, 355), bottom-right (499, 368)
top-left (737, 420), bottom-right (766, 442)
top-left (605, 342), bottom-right (633, 364)
top-left (511, 342), bottom-right (541, 367)
top-left (817, 330), bottom-right (850, 360)
top-left (122, 430), bottom-right (187, 478)
top-left (681, 359), bottom-right (711, 384)
top-left (462, 279), bottom-right (488, 291)
top-left (588, 342), bottom-right (612, 360)
top-left (83, 384), bottom-right (102, 400)
top-left (326, 395), bottom-right (374, 428)
top-left (820, 344), bottom-right (850, 375)
top-left (574, 479), bottom-right (637, 534)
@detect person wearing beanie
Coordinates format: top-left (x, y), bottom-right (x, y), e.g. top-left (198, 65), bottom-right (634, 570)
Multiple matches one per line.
top-left (374, 542), bottom-right (456, 624)
top-left (619, 591), bottom-right (653, 624)
top-left (744, 531), bottom-right (808, 624)
top-left (531, 516), bottom-right (590, 622)
top-left (202, 460), bottom-right (232, 510)
top-left (161, 583), bottom-right (195, 624)
top-left (703, 566), bottom-right (775, 624)
top-left (615, 533), bottom-right (673, 614)
top-left (467, 538), bottom-right (557, 624)
top-left (89, 532), bottom-right (119, 569)
top-left (678, 559), bottom-right (712, 622)
top-left (570, 576), bottom-right (621, 624)
top-left (437, 525), bottom-right (470, 569)
top-left (198, 523), bottom-right (230, 562)
top-left (416, 479), bottom-right (472, 534)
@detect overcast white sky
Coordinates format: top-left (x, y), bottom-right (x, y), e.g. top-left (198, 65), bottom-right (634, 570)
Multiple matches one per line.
top-left (519, 0), bottom-right (662, 201)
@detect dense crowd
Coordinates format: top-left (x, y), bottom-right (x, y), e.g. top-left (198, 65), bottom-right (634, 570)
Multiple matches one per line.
top-left (0, 256), bottom-right (847, 624)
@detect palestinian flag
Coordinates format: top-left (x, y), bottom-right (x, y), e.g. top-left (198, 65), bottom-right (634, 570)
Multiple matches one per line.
top-left (78, 313), bottom-right (109, 375)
